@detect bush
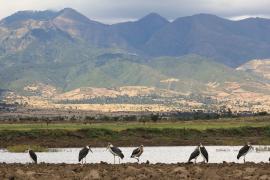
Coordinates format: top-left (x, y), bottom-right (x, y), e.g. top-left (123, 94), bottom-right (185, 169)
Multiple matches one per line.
top-left (256, 111), bottom-right (268, 116)
top-left (7, 145), bottom-right (48, 152)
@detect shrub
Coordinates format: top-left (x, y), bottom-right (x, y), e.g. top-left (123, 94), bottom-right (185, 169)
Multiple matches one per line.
top-left (7, 145), bottom-right (48, 152)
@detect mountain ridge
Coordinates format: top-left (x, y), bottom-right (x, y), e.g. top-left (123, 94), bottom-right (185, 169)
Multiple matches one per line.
top-left (1, 8), bottom-right (270, 95)
top-left (1, 8), bottom-right (270, 66)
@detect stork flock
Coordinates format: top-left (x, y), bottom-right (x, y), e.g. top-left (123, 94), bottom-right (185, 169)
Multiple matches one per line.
top-left (187, 142), bottom-right (256, 164)
top-left (27, 142), bottom-right (266, 164)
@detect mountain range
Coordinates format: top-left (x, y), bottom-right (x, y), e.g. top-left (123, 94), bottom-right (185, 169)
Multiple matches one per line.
top-left (1, 8), bottom-right (270, 95)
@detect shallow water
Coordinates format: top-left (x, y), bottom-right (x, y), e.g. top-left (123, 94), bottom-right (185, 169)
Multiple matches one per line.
top-left (0, 146), bottom-right (269, 164)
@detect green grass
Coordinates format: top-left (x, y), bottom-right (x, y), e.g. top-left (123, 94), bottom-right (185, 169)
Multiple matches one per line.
top-left (1, 120), bottom-right (270, 147)
top-left (6, 145), bottom-right (48, 152)
top-left (0, 117), bottom-right (269, 132)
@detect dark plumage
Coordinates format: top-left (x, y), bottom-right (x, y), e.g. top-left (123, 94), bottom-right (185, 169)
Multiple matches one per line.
top-left (79, 146), bottom-right (92, 163)
top-left (131, 148), bottom-right (140, 157)
top-left (199, 146), bottom-right (209, 163)
top-left (188, 143), bottom-right (209, 163)
top-left (237, 145), bottom-right (250, 159)
top-left (237, 143), bottom-right (252, 163)
top-left (107, 143), bottom-right (124, 164)
top-left (188, 146), bottom-right (200, 163)
top-left (111, 146), bottom-right (124, 159)
top-left (131, 145), bottom-right (144, 162)
top-left (28, 149), bottom-right (37, 164)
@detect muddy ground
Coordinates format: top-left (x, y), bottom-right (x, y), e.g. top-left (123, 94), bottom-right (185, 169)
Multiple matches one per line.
top-left (1, 163), bottom-right (270, 180)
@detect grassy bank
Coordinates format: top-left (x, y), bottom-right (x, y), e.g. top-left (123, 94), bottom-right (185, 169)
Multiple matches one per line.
top-left (0, 117), bottom-right (269, 147)
top-left (0, 126), bottom-right (270, 148)
top-left (6, 145), bottom-right (48, 152)
top-left (0, 116), bottom-right (269, 131)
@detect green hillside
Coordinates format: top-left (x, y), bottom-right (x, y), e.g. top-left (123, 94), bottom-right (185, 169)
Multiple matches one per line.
top-left (0, 33), bottom-right (168, 92)
top-left (146, 55), bottom-right (261, 92)
top-left (148, 55), bottom-right (254, 82)
top-left (1, 8), bottom-right (270, 96)
top-left (0, 37), bottom-right (262, 94)
top-left (66, 59), bottom-right (168, 90)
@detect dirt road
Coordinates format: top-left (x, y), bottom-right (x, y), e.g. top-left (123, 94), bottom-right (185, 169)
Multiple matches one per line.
top-left (1, 163), bottom-right (270, 180)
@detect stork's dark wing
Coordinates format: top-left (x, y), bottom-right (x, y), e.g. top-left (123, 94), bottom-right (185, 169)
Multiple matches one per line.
top-left (200, 146), bottom-right (209, 162)
top-left (131, 148), bottom-right (140, 157)
top-left (237, 145), bottom-right (249, 159)
top-left (188, 148), bottom-right (200, 162)
top-left (79, 147), bottom-right (89, 162)
top-left (29, 150), bottom-right (37, 163)
top-left (112, 146), bottom-right (124, 159)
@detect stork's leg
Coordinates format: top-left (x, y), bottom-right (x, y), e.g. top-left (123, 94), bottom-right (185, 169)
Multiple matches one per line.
top-left (114, 155), bottom-right (115, 164)
top-left (136, 157), bottom-right (139, 163)
top-left (195, 158), bottom-right (197, 164)
top-left (119, 157), bottom-right (120, 164)
top-left (244, 156), bottom-right (246, 163)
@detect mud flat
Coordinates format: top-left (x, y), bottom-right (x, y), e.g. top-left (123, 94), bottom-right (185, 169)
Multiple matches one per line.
top-left (0, 163), bottom-right (270, 180)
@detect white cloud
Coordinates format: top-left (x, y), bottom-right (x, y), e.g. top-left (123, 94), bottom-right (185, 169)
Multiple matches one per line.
top-left (1, 0), bottom-right (270, 24)
top-left (229, 14), bottom-right (270, 21)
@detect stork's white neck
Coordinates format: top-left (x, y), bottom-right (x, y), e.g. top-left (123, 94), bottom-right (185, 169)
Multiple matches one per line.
top-left (86, 146), bottom-right (90, 149)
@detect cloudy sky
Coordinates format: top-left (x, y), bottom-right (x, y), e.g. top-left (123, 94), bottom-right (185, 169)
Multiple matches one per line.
top-left (1, 0), bottom-right (270, 24)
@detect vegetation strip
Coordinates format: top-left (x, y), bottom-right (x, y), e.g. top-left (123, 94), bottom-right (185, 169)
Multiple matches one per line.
top-left (0, 116), bottom-right (269, 131)
top-left (0, 126), bottom-right (270, 148)
top-left (6, 145), bottom-right (48, 152)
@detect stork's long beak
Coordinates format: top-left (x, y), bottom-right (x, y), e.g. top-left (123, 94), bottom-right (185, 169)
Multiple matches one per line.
top-left (89, 148), bottom-right (93, 153)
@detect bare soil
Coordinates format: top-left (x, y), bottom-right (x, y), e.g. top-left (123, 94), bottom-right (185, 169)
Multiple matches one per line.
top-left (1, 163), bottom-right (270, 180)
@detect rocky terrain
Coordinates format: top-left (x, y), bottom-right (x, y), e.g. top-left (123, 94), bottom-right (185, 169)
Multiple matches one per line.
top-left (237, 59), bottom-right (270, 80)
